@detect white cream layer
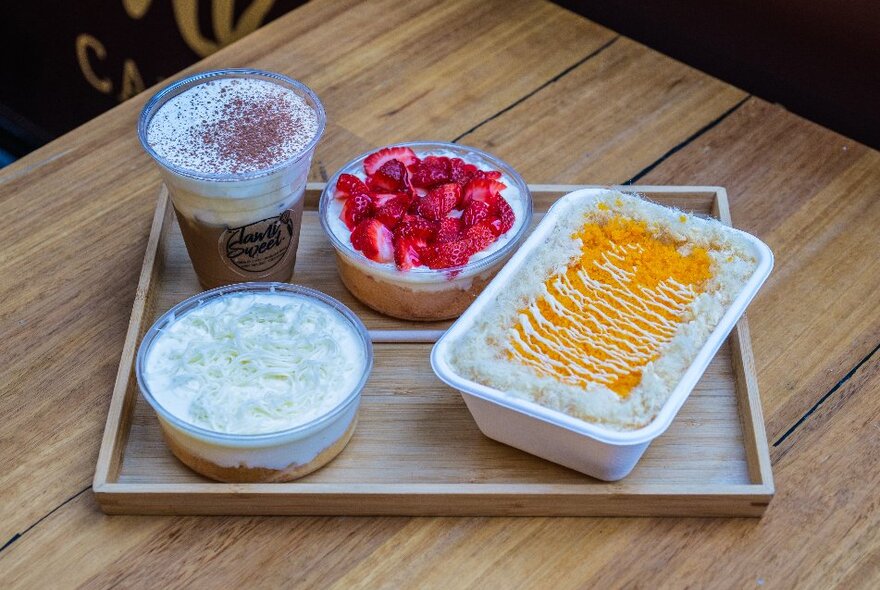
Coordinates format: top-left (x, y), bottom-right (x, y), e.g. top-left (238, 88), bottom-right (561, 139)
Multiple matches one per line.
top-left (144, 292), bottom-right (364, 435)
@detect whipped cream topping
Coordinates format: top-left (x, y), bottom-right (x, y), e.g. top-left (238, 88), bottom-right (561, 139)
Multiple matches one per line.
top-left (143, 292), bottom-right (365, 435)
top-left (326, 148), bottom-right (526, 272)
top-left (147, 77), bottom-right (318, 175)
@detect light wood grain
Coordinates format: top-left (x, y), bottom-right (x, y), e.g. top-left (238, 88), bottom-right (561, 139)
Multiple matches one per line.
top-left (3, 352), bottom-right (876, 588)
top-left (636, 99), bottom-right (880, 443)
top-left (457, 37), bottom-right (747, 184)
top-left (1, 0), bottom-right (879, 586)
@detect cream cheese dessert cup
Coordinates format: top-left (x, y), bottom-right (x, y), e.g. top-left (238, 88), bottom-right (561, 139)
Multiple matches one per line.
top-left (138, 69), bottom-right (326, 289)
top-left (135, 283), bottom-right (372, 483)
top-left (319, 142), bottom-right (533, 321)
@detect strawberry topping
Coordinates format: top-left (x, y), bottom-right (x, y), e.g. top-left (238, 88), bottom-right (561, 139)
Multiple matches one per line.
top-left (461, 199), bottom-right (492, 228)
top-left (335, 173), bottom-right (370, 200)
top-left (449, 158), bottom-right (479, 188)
top-left (373, 192), bottom-right (410, 208)
top-left (462, 178), bottom-right (506, 207)
top-left (417, 183), bottom-right (460, 220)
top-left (333, 146), bottom-right (517, 271)
top-left (489, 194), bottom-right (516, 236)
top-left (473, 169), bottom-right (503, 181)
top-left (411, 156), bottom-right (451, 188)
top-left (393, 236), bottom-right (427, 271)
top-left (375, 195), bottom-right (409, 229)
top-left (340, 193), bottom-right (374, 230)
top-left (424, 239), bottom-right (472, 269)
top-left (363, 146), bottom-right (418, 175)
top-left (465, 222), bottom-right (497, 252)
top-left (350, 218), bottom-right (394, 263)
top-left (435, 217), bottom-right (463, 243)
top-left (368, 159), bottom-right (409, 192)
top-left (395, 216), bottom-right (436, 241)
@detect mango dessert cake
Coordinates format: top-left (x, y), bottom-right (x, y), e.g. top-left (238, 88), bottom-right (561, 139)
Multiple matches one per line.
top-left (449, 191), bottom-right (760, 431)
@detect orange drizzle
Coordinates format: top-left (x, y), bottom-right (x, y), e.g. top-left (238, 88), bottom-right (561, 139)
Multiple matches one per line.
top-left (507, 215), bottom-right (711, 397)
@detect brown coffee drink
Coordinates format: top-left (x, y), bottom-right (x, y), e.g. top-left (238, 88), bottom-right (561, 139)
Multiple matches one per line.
top-left (138, 69), bottom-right (325, 287)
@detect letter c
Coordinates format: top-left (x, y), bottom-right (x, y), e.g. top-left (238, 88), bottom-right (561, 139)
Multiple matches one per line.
top-left (75, 34), bottom-right (112, 94)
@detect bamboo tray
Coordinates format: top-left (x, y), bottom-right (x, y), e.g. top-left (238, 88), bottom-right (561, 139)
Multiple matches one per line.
top-left (93, 184), bottom-right (774, 516)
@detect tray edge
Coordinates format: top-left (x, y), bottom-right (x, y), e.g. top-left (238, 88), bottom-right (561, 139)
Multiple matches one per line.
top-left (93, 184), bottom-right (774, 516)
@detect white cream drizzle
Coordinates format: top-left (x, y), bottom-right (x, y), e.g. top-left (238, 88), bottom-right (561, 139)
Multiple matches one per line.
top-left (507, 241), bottom-right (699, 392)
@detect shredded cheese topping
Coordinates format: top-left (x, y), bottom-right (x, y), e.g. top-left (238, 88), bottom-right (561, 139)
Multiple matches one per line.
top-left (144, 293), bottom-right (364, 434)
top-left (507, 216), bottom-right (711, 397)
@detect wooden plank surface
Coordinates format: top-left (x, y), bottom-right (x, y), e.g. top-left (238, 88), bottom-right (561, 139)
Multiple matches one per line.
top-left (0, 0), bottom-right (878, 587)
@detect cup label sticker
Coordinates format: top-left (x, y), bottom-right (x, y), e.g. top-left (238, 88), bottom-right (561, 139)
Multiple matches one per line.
top-left (220, 210), bottom-right (294, 273)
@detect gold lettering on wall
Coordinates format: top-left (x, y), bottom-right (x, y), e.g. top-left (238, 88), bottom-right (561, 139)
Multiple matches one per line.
top-left (173, 0), bottom-right (275, 58)
top-left (76, 1), bottom-right (279, 103)
top-left (122, 0), bottom-right (151, 19)
top-left (76, 34), bottom-right (113, 94)
top-left (119, 59), bottom-right (146, 101)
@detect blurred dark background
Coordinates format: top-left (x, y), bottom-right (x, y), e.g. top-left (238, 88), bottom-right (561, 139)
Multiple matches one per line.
top-left (0, 0), bottom-right (306, 166)
top-left (0, 1), bottom-right (877, 168)
top-left (557, 0), bottom-right (880, 151)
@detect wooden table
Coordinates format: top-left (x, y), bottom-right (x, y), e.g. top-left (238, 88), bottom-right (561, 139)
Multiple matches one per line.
top-left (1, 0), bottom-right (877, 587)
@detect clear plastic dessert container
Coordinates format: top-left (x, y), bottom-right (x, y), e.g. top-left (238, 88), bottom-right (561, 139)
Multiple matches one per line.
top-left (135, 282), bottom-right (372, 483)
top-left (431, 188), bottom-right (773, 481)
top-left (319, 141), bottom-right (533, 321)
top-left (137, 69), bottom-right (326, 288)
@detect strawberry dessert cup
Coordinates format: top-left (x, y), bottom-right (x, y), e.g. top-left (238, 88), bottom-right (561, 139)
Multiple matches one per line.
top-left (319, 142), bottom-right (532, 321)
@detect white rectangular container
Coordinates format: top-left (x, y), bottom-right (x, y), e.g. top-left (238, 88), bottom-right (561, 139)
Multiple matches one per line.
top-left (431, 188), bottom-right (773, 481)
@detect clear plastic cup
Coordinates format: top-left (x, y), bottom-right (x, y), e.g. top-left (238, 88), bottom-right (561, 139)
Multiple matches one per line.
top-left (136, 282), bottom-right (373, 483)
top-left (138, 69), bottom-right (326, 288)
top-left (319, 141), bottom-right (533, 321)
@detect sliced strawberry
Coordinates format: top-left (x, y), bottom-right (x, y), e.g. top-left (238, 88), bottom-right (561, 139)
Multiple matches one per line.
top-left (465, 221), bottom-right (497, 253)
top-left (462, 178), bottom-right (506, 207)
top-left (473, 169), bottom-right (503, 181)
top-left (368, 159), bottom-right (408, 191)
top-left (393, 236), bottom-right (427, 270)
top-left (411, 156), bottom-right (451, 188)
top-left (363, 146), bottom-right (418, 176)
top-left (423, 239), bottom-right (472, 269)
top-left (417, 183), bottom-right (460, 220)
top-left (350, 218), bottom-right (394, 263)
top-left (373, 192), bottom-right (409, 207)
top-left (488, 196), bottom-right (516, 236)
top-left (394, 216), bottom-right (436, 241)
top-left (435, 217), bottom-right (463, 243)
top-left (334, 173), bottom-right (370, 200)
top-left (375, 195), bottom-right (409, 230)
top-left (449, 158), bottom-right (477, 188)
top-left (340, 193), bottom-right (374, 230)
top-left (461, 200), bottom-right (492, 228)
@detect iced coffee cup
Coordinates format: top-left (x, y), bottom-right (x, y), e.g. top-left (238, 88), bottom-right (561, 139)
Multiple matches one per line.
top-left (138, 69), bottom-right (326, 288)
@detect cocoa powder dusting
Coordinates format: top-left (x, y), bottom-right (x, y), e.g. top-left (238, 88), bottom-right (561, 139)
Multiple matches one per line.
top-left (146, 77), bottom-right (319, 175)
top-left (197, 96), bottom-right (304, 174)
